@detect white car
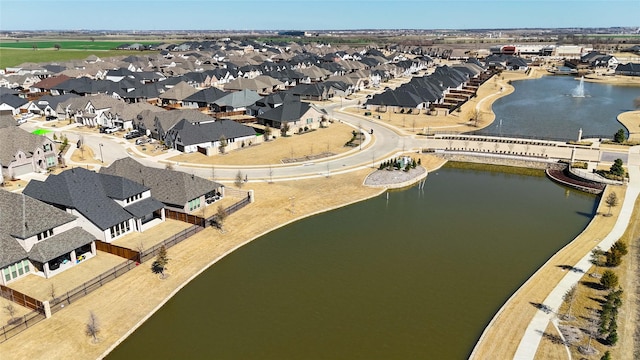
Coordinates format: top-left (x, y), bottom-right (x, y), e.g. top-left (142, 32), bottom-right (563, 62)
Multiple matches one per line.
top-left (104, 127), bottom-right (120, 134)
top-left (16, 117), bottom-right (27, 125)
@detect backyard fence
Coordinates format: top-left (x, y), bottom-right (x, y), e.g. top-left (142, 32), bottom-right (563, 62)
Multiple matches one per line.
top-left (165, 210), bottom-right (206, 227)
top-left (139, 225), bottom-right (203, 263)
top-left (0, 309), bottom-right (46, 344)
top-left (0, 285), bottom-right (43, 312)
top-left (96, 241), bottom-right (141, 262)
top-left (49, 260), bottom-right (138, 315)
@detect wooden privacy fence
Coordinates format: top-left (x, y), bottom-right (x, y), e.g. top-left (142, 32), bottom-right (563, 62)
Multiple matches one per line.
top-left (0, 310), bottom-right (45, 344)
top-left (0, 284), bottom-right (43, 312)
top-left (96, 241), bottom-right (140, 262)
top-left (49, 260), bottom-right (138, 315)
top-left (165, 209), bottom-right (205, 227)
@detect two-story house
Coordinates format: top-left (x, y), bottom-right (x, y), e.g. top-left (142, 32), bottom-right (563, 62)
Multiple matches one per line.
top-left (23, 167), bottom-right (165, 243)
top-left (0, 126), bottom-right (58, 179)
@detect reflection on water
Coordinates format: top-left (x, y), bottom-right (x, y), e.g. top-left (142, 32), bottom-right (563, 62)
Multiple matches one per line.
top-left (107, 168), bottom-right (596, 360)
top-left (478, 76), bottom-right (638, 140)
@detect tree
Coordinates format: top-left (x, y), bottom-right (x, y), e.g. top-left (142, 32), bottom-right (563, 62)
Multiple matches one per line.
top-left (601, 350), bottom-right (612, 360)
top-left (600, 270), bottom-right (619, 289)
top-left (563, 285), bottom-right (577, 320)
top-left (49, 284), bottom-right (56, 300)
top-left (3, 302), bottom-right (16, 322)
top-left (151, 246), bottom-right (169, 278)
top-left (264, 125), bottom-right (272, 140)
top-left (604, 192), bottom-right (618, 216)
top-left (218, 135), bottom-right (228, 154)
top-left (53, 43), bottom-right (61, 51)
top-left (214, 205), bottom-right (228, 231)
top-left (590, 247), bottom-right (604, 275)
top-left (605, 240), bottom-right (628, 267)
top-left (234, 170), bottom-right (244, 188)
top-left (85, 311), bottom-right (100, 343)
top-left (280, 122), bottom-right (290, 137)
top-left (469, 108), bottom-right (480, 127)
top-left (609, 158), bottom-right (624, 177)
top-left (614, 128), bottom-right (626, 143)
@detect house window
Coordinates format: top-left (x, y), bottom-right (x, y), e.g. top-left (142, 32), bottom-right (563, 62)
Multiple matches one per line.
top-left (46, 156), bottom-right (56, 167)
top-left (43, 143), bottom-right (52, 152)
top-left (37, 228), bottom-right (54, 241)
top-left (188, 198), bottom-right (201, 211)
top-left (3, 268), bottom-right (10, 282)
top-left (306, 118), bottom-right (313, 124)
top-left (110, 220), bottom-right (131, 238)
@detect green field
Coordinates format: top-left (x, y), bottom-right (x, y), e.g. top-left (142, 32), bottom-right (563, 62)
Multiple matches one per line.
top-left (0, 40), bottom-right (159, 51)
top-left (0, 48), bottom-right (159, 69)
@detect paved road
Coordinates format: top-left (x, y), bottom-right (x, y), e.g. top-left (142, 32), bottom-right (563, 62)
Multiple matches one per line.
top-left (20, 102), bottom-right (629, 184)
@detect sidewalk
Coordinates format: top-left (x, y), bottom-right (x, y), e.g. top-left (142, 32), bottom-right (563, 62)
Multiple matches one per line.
top-left (512, 145), bottom-right (640, 359)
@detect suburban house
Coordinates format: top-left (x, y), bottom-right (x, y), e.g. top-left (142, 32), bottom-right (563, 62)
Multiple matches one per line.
top-left (0, 189), bottom-right (96, 285)
top-left (0, 94), bottom-right (28, 116)
top-left (100, 157), bottom-right (225, 213)
top-left (211, 89), bottom-right (262, 113)
top-left (256, 99), bottom-right (327, 134)
top-left (164, 119), bottom-right (257, 154)
top-left (135, 109), bottom-right (213, 140)
top-left (23, 167), bottom-right (166, 243)
top-left (182, 87), bottom-right (227, 110)
top-left (159, 81), bottom-right (199, 107)
top-left (0, 126), bottom-right (58, 179)
top-left (615, 63), bottom-right (640, 76)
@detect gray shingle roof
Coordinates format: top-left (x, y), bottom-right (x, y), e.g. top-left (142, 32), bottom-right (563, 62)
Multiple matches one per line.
top-left (0, 234), bottom-right (28, 269)
top-left (170, 119), bottom-right (256, 147)
top-left (28, 227), bottom-right (95, 263)
top-left (0, 126), bottom-right (55, 166)
top-left (23, 168), bottom-right (139, 230)
top-left (100, 157), bottom-right (222, 208)
top-left (124, 197), bottom-right (165, 218)
top-left (0, 189), bottom-right (76, 239)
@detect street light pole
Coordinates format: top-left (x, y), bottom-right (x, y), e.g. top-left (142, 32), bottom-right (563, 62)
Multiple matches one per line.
top-left (99, 143), bottom-right (104, 163)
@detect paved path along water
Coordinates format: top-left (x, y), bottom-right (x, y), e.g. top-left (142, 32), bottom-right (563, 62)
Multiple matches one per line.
top-left (512, 145), bottom-right (640, 359)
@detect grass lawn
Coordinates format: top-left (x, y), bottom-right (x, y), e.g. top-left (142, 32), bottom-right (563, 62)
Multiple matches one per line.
top-left (0, 48), bottom-right (158, 69)
top-left (0, 40), bottom-right (159, 50)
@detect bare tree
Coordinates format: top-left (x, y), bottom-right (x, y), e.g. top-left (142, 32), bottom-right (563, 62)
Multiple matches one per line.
top-left (214, 205), bottom-right (228, 232)
top-left (3, 302), bottom-right (16, 323)
top-left (218, 135), bottom-right (228, 154)
top-left (604, 192), bottom-right (618, 217)
top-left (234, 170), bottom-right (244, 188)
top-left (562, 285), bottom-right (577, 320)
top-left (85, 311), bottom-right (100, 343)
top-left (49, 284), bottom-right (56, 300)
top-left (210, 166), bottom-right (216, 181)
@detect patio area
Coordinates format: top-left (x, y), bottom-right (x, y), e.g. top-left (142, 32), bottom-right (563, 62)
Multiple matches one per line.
top-left (7, 252), bottom-right (126, 302)
top-left (111, 219), bottom-right (193, 251)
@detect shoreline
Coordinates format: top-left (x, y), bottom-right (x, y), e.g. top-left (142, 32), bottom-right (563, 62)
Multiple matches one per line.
top-left (2, 69), bottom-right (639, 359)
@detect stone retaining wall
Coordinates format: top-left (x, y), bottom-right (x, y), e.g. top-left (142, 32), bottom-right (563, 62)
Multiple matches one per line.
top-left (436, 153), bottom-right (552, 169)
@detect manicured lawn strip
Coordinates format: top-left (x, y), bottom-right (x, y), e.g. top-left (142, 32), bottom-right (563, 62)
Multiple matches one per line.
top-left (0, 49), bottom-right (159, 69)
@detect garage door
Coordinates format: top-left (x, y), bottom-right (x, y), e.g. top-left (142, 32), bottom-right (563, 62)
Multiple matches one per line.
top-left (0, 110), bottom-right (13, 116)
top-left (11, 163), bottom-right (33, 177)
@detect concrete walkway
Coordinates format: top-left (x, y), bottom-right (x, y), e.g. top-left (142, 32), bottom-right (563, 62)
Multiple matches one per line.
top-left (512, 145), bottom-right (640, 359)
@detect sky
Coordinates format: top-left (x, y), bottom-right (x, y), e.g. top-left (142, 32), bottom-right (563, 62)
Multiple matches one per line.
top-left (0, 0), bottom-right (638, 31)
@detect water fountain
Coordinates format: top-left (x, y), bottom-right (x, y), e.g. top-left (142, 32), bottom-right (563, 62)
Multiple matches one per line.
top-left (572, 76), bottom-right (585, 98)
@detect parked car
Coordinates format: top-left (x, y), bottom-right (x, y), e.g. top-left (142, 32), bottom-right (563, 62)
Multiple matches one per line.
top-left (135, 137), bottom-right (152, 145)
top-left (124, 130), bottom-right (142, 139)
top-left (104, 127), bottom-right (120, 134)
top-left (46, 115), bottom-right (57, 121)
